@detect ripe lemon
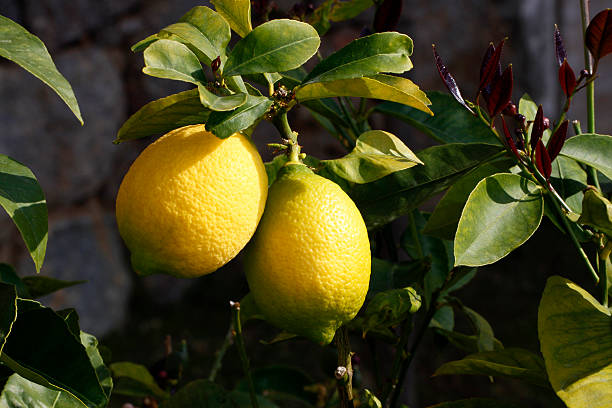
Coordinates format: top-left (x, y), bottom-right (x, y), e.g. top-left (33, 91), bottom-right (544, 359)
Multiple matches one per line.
top-left (244, 163), bottom-right (371, 344)
top-left (116, 124), bottom-right (268, 278)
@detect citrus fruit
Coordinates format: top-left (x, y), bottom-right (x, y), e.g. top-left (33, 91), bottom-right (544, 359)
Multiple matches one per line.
top-left (116, 124), bottom-right (268, 278)
top-left (244, 162), bottom-right (371, 344)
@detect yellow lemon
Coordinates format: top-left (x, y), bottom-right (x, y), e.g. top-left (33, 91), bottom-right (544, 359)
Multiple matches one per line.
top-left (244, 163), bottom-right (371, 344)
top-left (116, 124), bottom-right (268, 278)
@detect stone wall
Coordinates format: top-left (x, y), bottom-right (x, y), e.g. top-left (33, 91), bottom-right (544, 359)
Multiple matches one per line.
top-left (0, 1), bottom-right (610, 404)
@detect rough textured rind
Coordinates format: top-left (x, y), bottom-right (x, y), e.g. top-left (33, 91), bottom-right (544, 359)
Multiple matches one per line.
top-left (245, 164), bottom-right (371, 344)
top-left (116, 124), bottom-right (268, 278)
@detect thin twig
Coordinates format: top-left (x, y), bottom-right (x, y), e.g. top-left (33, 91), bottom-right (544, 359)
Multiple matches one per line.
top-left (335, 326), bottom-right (354, 408)
top-left (230, 301), bottom-right (259, 408)
top-left (208, 322), bottom-right (234, 381)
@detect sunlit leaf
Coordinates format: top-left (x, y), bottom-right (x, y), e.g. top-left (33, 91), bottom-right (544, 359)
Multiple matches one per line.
top-left (211, 0), bottom-right (252, 38)
top-left (142, 39), bottom-right (205, 84)
top-left (560, 133), bottom-right (612, 180)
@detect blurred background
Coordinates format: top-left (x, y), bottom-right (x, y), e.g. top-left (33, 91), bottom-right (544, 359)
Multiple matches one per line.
top-left (0, 0), bottom-right (610, 406)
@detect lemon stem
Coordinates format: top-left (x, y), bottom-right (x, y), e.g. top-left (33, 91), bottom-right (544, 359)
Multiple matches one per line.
top-left (230, 301), bottom-right (259, 408)
top-left (335, 326), bottom-right (354, 408)
top-left (273, 112), bottom-right (301, 163)
top-left (207, 322), bottom-right (234, 381)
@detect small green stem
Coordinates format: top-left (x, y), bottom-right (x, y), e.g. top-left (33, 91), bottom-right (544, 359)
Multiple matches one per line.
top-left (408, 211), bottom-right (424, 259)
top-left (231, 301), bottom-right (259, 408)
top-left (208, 322), bottom-right (234, 381)
top-left (580, 0), bottom-right (601, 191)
top-left (572, 120), bottom-right (582, 135)
top-left (335, 326), bottom-right (354, 408)
top-left (599, 240), bottom-right (611, 307)
top-left (273, 112), bottom-right (301, 163)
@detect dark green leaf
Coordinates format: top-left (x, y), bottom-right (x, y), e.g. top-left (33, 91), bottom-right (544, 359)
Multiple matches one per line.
top-left (211, 0), bottom-right (252, 38)
top-left (296, 74), bottom-right (432, 114)
top-left (302, 32), bottom-right (413, 84)
top-left (162, 379), bottom-right (235, 408)
top-left (434, 348), bottom-right (549, 387)
top-left (435, 328), bottom-right (504, 354)
top-left (369, 257), bottom-right (429, 296)
top-left (427, 398), bottom-right (521, 408)
top-left (518, 94), bottom-right (551, 145)
top-left (228, 391), bottom-right (279, 408)
top-left (308, 0), bottom-right (333, 35)
top-left (224, 19), bottom-right (320, 77)
top-left (131, 33), bottom-right (164, 52)
top-left (142, 39), bottom-right (205, 84)
top-left (324, 130), bottom-right (423, 184)
top-left (424, 159), bottom-right (514, 240)
top-left (374, 92), bottom-right (501, 145)
top-left (110, 362), bottom-right (168, 399)
top-left (0, 306), bottom-right (107, 408)
top-left (560, 133), bottom-right (612, 180)
top-left (21, 276), bottom-right (85, 299)
top-left (301, 98), bottom-right (349, 129)
top-left (454, 174), bottom-right (544, 267)
top-left (56, 308), bottom-right (80, 339)
top-left (442, 268), bottom-right (478, 296)
top-left (0, 15), bottom-right (82, 124)
top-left (206, 95), bottom-right (272, 138)
top-left (354, 287), bottom-right (421, 338)
top-left (461, 305), bottom-right (499, 352)
top-left (430, 305), bottom-right (454, 331)
top-left (538, 276), bottom-right (612, 406)
top-left (329, 0), bottom-right (374, 21)
top-left (115, 89), bottom-right (208, 143)
top-left (0, 264), bottom-right (29, 298)
top-left (0, 155), bottom-right (47, 272)
top-left (351, 143), bottom-right (504, 229)
top-left (235, 365), bottom-right (316, 405)
top-left (198, 85), bottom-right (247, 111)
top-left (0, 283), bottom-right (17, 354)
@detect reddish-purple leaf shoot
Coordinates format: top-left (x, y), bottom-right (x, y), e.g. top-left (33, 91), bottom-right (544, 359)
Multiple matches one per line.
top-left (487, 64), bottom-right (513, 118)
top-left (554, 25), bottom-right (568, 67)
top-left (433, 44), bottom-right (473, 113)
top-left (559, 59), bottom-right (577, 97)
top-left (535, 139), bottom-right (552, 180)
top-left (479, 43), bottom-right (495, 85)
top-left (586, 9), bottom-right (612, 66)
top-left (479, 39), bottom-right (505, 94)
top-left (502, 116), bottom-right (521, 162)
top-left (546, 120), bottom-right (569, 161)
top-left (530, 105), bottom-right (545, 151)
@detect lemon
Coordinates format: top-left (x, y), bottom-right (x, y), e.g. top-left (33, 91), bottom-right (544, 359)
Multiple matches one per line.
top-left (116, 124), bottom-right (268, 278)
top-left (244, 163), bottom-right (371, 344)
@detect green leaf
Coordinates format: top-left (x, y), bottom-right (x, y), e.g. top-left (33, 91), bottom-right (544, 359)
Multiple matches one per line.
top-left (461, 305), bottom-right (499, 352)
top-left (0, 283), bottom-right (17, 354)
top-left (206, 95), bottom-right (272, 138)
top-left (426, 398), bottom-right (521, 408)
top-left (308, 0), bottom-right (333, 35)
top-left (435, 328), bottom-right (504, 354)
top-left (0, 264), bottom-right (30, 298)
top-left (324, 130), bottom-right (423, 184)
top-left (0, 155), bottom-right (48, 272)
top-left (131, 34), bottom-right (163, 52)
top-left (518, 94), bottom-right (551, 145)
top-left (374, 92), bottom-right (501, 145)
top-left (115, 89), bottom-right (208, 143)
top-left (354, 287), bottom-right (421, 338)
top-left (434, 348), bottom-right (549, 387)
top-left (361, 389), bottom-right (382, 408)
top-left (351, 143), bottom-right (504, 229)
top-left (550, 156), bottom-right (587, 214)
top-left (162, 379), bottom-right (236, 407)
top-left (197, 85), bottom-right (247, 111)
top-left (424, 159), bottom-right (514, 240)
top-left (0, 332), bottom-right (111, 408)
top-left (235, 365), bottom-right (316, 405)
top-left (454, 173), bottom-right (544, 267)
top-left (296, 74), bottom-right (432, 114)
top-left (369, 258), bottom-right (429, 296)
top-left (538, 276), bottom-right (612, 407)
top-left (223, 20), bottom-right (320, 77)
top-left (21, 276), bottom-right (85, 299)
top-left (430, 305), bottom-right (454, 331)
top-left (0, 15), bottom-right (82, 124)
top-left (228, 391), bottom-right (279, 408)
top-left (110, 362), bottom-right (168, 399)
top-left (329, 0), bottom-right (374, 21)
top-left (0, 306), bottom-right (107, 408)
top-left (560, 134), bottom-right (612, 180)
top-left (142, 39), bottom-right (205, 84)
top-left (162, 6), bottom-right (230, 66)
top-left (577, 188), bottom-right (612, 236)
top-left (400, 210), bottom-right (454, 307)
top-left (302, 32), bottom-right (413, 84)
top-left (211, 0), bottom-right (252, 38)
